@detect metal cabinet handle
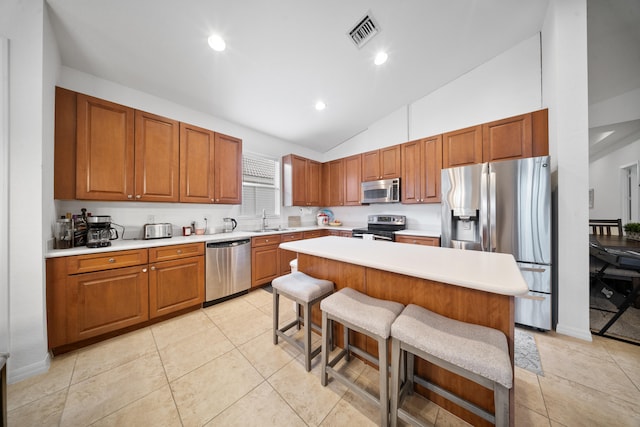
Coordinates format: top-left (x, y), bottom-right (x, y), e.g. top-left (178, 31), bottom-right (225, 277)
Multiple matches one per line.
top-left (150, 266), bottom-right (156, 271)
top-left (135, 195), bottom-right (141, 199)
top-left (127, 194), bottom-right (133, 199)
top-left (177, 249), bottom-right (182, 254)
top-left (108, 258), bottom-right (115, 263)
top-left (142, 268), bottom-right (148, 273)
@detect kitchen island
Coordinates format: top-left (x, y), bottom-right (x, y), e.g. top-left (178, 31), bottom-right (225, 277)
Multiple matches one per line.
top-left (280, 236), bottom-right (527, 427)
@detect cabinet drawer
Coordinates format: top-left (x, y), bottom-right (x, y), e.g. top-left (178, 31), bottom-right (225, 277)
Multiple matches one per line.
top-left (67, 249), bottom-right (148, 275)
top-left (281, 232), bottom-right (303, 242)
top-left (395, 235), bottom-right (440, 246)
top-left (252, 235), bottom-right (282, 247)
top-left (303, 230), bottom-right (326, 239)
top-left (149, 242), bottom-right (204, 262)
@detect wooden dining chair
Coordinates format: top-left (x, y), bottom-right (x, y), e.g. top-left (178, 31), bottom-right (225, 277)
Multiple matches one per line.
top-left (589, 219), bottom-right (623, 235)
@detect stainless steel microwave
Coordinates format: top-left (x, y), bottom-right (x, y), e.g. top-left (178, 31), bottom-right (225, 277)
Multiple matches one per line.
top-left (360, 178), bottom-right (400, 204)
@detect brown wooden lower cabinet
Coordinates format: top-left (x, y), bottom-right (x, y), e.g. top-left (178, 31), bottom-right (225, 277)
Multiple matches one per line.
top-left (67, 264), bottom-right (149, 343)
top-left (395, 235), bottom-right (440, 246)
top-left (251, 235), bottom-right (281, 287)
top-left (298, 253), bottom-right (514, 427)
top-left (149, 256), bottom-right (204, 318)
top-left (47, 243), bottom-right (205, 352)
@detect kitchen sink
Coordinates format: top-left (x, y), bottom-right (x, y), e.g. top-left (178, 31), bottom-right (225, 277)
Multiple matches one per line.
top-left (253, 227), bottom-right (294, 232)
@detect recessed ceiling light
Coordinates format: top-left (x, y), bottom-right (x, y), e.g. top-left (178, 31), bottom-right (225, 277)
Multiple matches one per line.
top-left (374, 51), bottom-right (388, 65)
top-left (207, 34), bottom-right (226, 52)
top-left (315, 101), bottom-right (326, 111)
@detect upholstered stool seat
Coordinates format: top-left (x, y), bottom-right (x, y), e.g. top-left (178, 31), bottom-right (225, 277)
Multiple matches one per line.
top-left (320, 288), bottom-right (404, 427)
top-left (272, 272), bottom-right (334, 371)
top-left (390, 304), bottom-right (513, 427)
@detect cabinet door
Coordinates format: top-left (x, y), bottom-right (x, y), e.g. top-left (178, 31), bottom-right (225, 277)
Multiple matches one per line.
top-left (214, 133), bottom-right (242, 204)
top-left (401, 140), bottom-right (422, 204)
top-left (54, 87), bottom-right (77, 200)
top-left (380, 145), bottom-right (401, 179)
top-left (67, 265), bottom-right (149, 342)
top-left (482, 113), bottom-right (532, 162)
top-left (291, 155), bottom-right (308, 206)
top-left (135, 111), bottom-right (180, 202)
top-left (149, 256), bottom-right (204, 319)
top-left (395, 235), bottom-right (440, 246)
top-left (76, 94), bottom-right (135, 200)
top-left (344, 154), bottom-right (362, 206)
top-left (361, 150), bottom-right (380, 181)
top-left (306, 160), bottom-right (322, 206)
top-left (327, 159), bottom-right (344, 206)
top-left (442, 125), bottom-right (482, 169)
top-left (180, 122), bottom-right (215, 203)
top-left (421, 135), bottom-right (442, 203)
top-left (252, 245), bottom-right (280, 287)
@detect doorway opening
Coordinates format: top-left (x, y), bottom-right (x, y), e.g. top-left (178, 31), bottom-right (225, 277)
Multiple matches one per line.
top-left (620, 162), bottom-right (640, 225)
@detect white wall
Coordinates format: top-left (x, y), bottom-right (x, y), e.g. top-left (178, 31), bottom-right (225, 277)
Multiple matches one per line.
top-left (0, 0), bottom-right (51, 382)
top-left (589, 138), bottom-right (640, 220)
top-left (542, 0), bottom-right (591, 340)
top-left (325, 34), bottom-right (543, 163)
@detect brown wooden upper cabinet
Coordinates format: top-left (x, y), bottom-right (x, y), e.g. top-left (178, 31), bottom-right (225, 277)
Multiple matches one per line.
top-left (482, 113), bottom-right (532, 162)
top-left (442, 125), bottom-right (483, 169)
top-left (325, 158), bottom-right (344, 206)
top-left (179, 122), bottom-right (215, 203)
top-left (343, 154), bottom-right (362, 206)
top-left (401, 135), bottom-right (442, 204)
top-left (55, 88), bottom-right (242, 204)
top-left (76, 96), bottom-right (180, 202)
top-left (361, 145), bottom-right (401, 181)
top-left (179, 124), bottom-right (242, 204)
top-left (75, 94), bottom-right (136, 201)
top-left (282, 154), bottom-right (322, 206)
top-left (135, 111), bottom-right (180, 202)
top-left (442, 110), bottom-right (548, 169)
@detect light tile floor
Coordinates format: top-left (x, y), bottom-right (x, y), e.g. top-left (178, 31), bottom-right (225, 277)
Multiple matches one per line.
top-left (7, 288), bottom-right (640, 426)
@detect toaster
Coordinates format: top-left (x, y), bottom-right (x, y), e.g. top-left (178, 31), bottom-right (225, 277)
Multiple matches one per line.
top-left (143, 223), bottom-right (173, 239)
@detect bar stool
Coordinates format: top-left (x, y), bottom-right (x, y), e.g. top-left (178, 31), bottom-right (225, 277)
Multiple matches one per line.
top-left (272, 272), bottom-right (334, 371)
top-left (390, 304), bottom-right (513, 427)
top-left (320, 288), bottom-right (404, 427)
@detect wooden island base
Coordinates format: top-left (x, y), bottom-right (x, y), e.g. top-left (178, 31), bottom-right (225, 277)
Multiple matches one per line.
top-left (299, 253), bottom-right (515, 427)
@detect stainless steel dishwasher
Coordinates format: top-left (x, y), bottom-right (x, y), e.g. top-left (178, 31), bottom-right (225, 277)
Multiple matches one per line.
top-left (204, 238), bottom-right (251, 306)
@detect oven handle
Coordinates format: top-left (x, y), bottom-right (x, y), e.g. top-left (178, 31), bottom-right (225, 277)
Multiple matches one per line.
top-left (373, 235), bottom-right (393, 241)
top-left (352, 233), bottom-right (364, 238)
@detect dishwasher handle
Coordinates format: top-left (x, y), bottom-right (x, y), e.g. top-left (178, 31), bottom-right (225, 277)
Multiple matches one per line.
top-left (206, 239), bottom-right (250, 248)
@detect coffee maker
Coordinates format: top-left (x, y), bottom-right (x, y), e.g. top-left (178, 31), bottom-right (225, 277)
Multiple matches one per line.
top-left (86, 216), bottom-right (118, 248)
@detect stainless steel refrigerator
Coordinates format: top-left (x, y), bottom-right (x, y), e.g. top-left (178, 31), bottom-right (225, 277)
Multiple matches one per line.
top-left (441, 156), bottom-right (552, 330)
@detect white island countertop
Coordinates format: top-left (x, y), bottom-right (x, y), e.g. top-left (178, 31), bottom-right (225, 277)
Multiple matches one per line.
top-left (280, 236), bottom-right (528, 296)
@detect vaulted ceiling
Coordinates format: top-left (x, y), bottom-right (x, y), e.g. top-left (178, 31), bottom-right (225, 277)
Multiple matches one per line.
top-left (46, 0), bottom-right (549, 152)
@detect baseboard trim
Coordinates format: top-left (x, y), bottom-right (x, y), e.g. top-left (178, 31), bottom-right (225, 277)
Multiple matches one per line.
top-left (555, 323), bottom-right (593, 341)
top-left (7, 353), bottom-right (50, 384)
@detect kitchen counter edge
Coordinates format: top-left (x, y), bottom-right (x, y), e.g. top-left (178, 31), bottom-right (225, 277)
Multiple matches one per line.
top-left (281, 236), bottom-right (526, 297)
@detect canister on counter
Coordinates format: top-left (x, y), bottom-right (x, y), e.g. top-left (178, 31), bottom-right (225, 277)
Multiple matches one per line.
top-left (54, 218), bottom-right (74, 249)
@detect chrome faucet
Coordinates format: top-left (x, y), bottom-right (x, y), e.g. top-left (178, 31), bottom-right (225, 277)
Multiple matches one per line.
top-left (261, 209), bottom-right (268, 231)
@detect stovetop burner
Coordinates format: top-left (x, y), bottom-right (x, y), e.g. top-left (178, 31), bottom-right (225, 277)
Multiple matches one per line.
top-left (352, 214), bottom-right (406, 241)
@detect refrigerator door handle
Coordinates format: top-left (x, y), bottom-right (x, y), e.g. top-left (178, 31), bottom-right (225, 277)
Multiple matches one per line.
top-left (489, 171), bottom-right (497, 252)
top-left (480, 166), bottom-right (489, 251)
top-left (480, 170), bottom-right (489, 251)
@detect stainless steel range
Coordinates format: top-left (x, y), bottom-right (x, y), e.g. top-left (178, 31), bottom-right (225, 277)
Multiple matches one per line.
top-left (352, 214), bottom-right (406, 241)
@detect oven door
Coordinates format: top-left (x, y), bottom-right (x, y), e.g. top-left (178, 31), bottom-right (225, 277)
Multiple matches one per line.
top-left (352, 231), bottom-right (394, 241)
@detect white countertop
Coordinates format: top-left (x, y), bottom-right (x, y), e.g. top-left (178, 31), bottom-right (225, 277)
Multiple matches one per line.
top-left (45, 225), bottom-right (442, 258)
top-left (46, 227), bottom-right (320, 258)
top-left (280, 236), bottom-right (527, 296)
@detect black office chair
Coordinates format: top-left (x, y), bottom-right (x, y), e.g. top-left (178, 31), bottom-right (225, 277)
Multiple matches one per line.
top-left (589, 219), bottom-right (623, 235)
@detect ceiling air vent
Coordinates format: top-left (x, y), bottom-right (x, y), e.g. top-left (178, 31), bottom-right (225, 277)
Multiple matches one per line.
top-left (348, 13), bottom-right (379, 48)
